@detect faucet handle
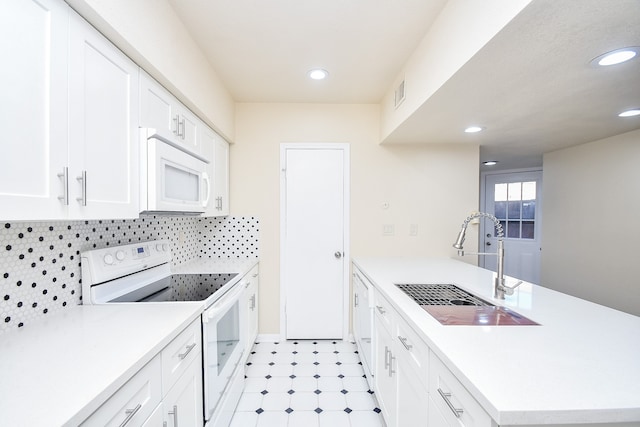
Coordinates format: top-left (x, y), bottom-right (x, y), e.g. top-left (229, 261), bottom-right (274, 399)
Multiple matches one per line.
top-left (503, 280), bottom-right (524, 296)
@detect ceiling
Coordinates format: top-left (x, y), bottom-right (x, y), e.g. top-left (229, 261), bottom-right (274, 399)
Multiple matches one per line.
top-left (169, 0), bottom-right (640, 170)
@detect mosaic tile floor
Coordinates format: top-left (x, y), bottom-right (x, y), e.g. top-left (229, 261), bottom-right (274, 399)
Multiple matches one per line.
top-left (230, 340), bottom-right (385, 427)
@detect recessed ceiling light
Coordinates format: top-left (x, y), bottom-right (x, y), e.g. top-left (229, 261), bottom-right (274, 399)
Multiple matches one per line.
top-left (592, 47), bottom-right (639, 66)
top-left (464, 126), bottom-right (484, 133)
top-left (619, 109), bottom-right (640, 117)
top-left (483, 161), bottom-right (498, 166)
top-left (308, 69), bottom-right (329, 80)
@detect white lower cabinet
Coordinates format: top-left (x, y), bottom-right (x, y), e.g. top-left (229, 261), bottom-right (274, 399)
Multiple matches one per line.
top-left (429, 353), bottom-right (492, 427)
top-left (80, 355), bottom-right (162, 426)
top-left (374, 309), bottom-right (396, 425)
top-left (81, 319), bottom-right (203, 427)
top-left (162, 356), bottom-right (203, 427)
top-left (374, 292), bottom-right (430, 427)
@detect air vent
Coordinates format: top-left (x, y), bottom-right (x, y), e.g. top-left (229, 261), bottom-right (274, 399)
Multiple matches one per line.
top-left (394, 79), bottom-right (406, 109)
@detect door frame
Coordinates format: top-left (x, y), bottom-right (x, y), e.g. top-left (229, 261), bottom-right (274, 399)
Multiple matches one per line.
top-left (479, 167), bottom-right (543, 272)
top-left (279, 143), bottom-right (351, 341)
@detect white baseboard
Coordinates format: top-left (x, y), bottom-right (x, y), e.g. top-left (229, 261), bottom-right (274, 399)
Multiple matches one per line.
top-left (256, 333), bottom-right (281, 343)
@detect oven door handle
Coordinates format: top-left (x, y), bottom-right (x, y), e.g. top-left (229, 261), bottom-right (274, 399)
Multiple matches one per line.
top-left (203, 284), bottom-right (244, 323)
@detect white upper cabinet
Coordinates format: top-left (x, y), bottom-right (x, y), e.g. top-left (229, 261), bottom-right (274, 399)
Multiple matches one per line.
top-left (201, 124), bottom-right (229, 217)
top-left (68, 11), bottom-right (140, 219)
top-left (139, 71), bottom-right (201, 156)
top-left (0, 1), bottom-right (140, 220)
top-left (0, 0), bottom-right (69, 220)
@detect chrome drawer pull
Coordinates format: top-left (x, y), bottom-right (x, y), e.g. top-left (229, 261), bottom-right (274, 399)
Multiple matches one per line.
top-left (398, 335), bottom-right (413, 351)
top-left (178, 343), bottom-right (196, 360)
top-left (389, 354), bottom-right (396, 376)
top-left (384, 345), bottom-right (390, 370)
top-left (438, 388), bottom-right (464, 418)
top-left (76, 171), bottom-right (87, 206)
top-left (168, 404), bottom-right (179, 426)
top-left (119, 403), bottom-right (142, 427)
top-left (376, 305), bottom-right (386, 315)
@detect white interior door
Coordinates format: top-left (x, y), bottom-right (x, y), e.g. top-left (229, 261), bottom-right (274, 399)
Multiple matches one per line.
top-left (482, 171), bottom-right (542, 284)
top-left (281, 144), bottom-right (349, 340)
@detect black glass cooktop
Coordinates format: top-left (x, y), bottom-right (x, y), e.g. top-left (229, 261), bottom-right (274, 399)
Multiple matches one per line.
top-left (112, 273), bottom-right (238, 303)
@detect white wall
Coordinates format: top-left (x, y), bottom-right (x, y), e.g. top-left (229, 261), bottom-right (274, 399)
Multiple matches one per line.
top-left (231, 103), bottom-right (479, 334)
top-left (380, 0), bottom-right (531, 141)
top-left (65, 0), bottom-right (235, 141)
top-left (541, 129), bottom-right (640, 316)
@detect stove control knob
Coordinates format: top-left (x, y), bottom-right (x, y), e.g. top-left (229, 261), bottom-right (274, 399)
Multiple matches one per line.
top-left (156, 243), bottom-right (163, 252)
top-left (103, 254), bottom-right (114, 265)
top-left (162, 243), bottom-right (169, 251)
top-left (115, 250), bottom-right (126, 261)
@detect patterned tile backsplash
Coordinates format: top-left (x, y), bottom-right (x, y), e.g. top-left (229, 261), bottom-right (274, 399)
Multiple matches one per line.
top-left (0, 216), bottom-right (259, 334)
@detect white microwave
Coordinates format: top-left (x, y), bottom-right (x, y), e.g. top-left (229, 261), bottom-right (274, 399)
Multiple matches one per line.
top-left (140, 129), bottom-right (210, 214)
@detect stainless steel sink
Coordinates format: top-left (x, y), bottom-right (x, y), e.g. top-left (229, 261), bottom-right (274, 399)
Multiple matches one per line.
top-left (395, 283), bottom-right (539, 326)
top-left (395, 283), bottom-right (493, 307)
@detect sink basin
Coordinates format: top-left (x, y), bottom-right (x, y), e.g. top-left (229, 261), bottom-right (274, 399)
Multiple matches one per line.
top-left (395, 283), bottom-right (539, 326)
top-left (395, 283), bottom-right (493, 306)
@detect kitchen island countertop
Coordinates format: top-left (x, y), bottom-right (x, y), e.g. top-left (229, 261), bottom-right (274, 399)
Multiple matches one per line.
top-left (353, 256), bottom-right (640, 425)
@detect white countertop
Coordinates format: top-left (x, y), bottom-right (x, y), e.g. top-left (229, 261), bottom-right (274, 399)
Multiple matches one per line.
top-left (0, 303), bottom-right (202, 427)
top-left (353, 256), bottom-right (640, 425)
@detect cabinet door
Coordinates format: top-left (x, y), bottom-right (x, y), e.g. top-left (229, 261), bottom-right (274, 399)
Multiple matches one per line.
top-left (139, 71), bottom-right (174, 135)
top-left (174, 103), bottom-right (200, 155)
top-left (247, 266), bottom-right (259, 344)
top-left (163, 356), bottom-right (204, 427)
top-left (374, 314), bottom-right (396, 427)
top-left (0, 0), bottom-right (69, 220)
top-left (68, 11), bottom-right (140, 219)
top-left (201, 126), bottom-right (229, 217)
top-left (397, 352), bottom-right (429, 427)
top-left (213, 137), bottom-right (230, 215)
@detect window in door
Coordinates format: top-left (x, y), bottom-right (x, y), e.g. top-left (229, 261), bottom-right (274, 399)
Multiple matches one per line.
top-left (493, 181), bottom-right (536, 239)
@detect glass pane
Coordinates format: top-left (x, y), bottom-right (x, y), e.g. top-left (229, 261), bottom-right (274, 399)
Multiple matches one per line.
top-left (165, 164), bottom-right (199, 201)
top-left (494, 201), bottom-right (507, 219)
top-left (522, 181), bottom-right (536, 200)
top-left (507, 221), bottom-right (520, 238)
top-left (522, 221), bottom-right (535, 239)
top-left (508, 182), bottom-right (522, 201)
top-left (508, 201), bottom-right (521, 219)
top-left (217, 300), bottom-right (240, 374)
top-left (522, 201), bottom-right (536, 219)
top-left (494, 183), bottom-right (508, 201)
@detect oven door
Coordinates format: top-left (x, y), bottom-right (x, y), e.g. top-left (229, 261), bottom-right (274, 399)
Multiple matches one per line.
top-left (202, 284), bottom-right (245, 421)
top-left (146, 138), bottom-right (211, 213)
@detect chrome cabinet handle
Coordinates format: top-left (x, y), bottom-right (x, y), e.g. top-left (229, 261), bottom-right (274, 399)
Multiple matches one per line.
top-left (76, 171), bottom-right (87, 206)
top-left (173, 115), bottom-right (179, 135)
top-left (250, 294), bottom-right (256, 310)
top-left (118, 403), bottom-right (142, 427)
top-left (398, 335), bottom-right (413, 351)
top-left (178, 343), bottom-right (196, 360)
top-left (57, 167), bottom-right (69, 205)
top-left (334, 251), bottom-right (342, 259)
top-left (389, 354), bottom-right (396, 376)
top-left (168, 404), bottom-right (179, 426)
top-left (354, 293), bottom-right (359, 307)
top-left (376, 305), bottom-right (386, 315)
top-left (179, 119), bottom-right (186, 139)
top-left (383, 345), bottom-right (389, 370)
top-left (438, 388), bottom-right (464, 418)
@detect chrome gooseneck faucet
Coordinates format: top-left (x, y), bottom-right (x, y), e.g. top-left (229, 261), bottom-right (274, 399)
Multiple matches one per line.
top-left (453, 212), bottom-right (522, 299)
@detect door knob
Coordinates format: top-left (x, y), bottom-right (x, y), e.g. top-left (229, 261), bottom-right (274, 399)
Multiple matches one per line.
top-left (334, 251), bottom-right (342, 259)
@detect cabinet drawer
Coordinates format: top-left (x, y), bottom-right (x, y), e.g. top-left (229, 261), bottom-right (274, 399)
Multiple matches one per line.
top-left (373, 292), bottom-right (394, 333)
top-left (395, 318), bottom-right (429, 389)
top-left (81, 355), bottom-right (162, 427)
top-left (162, 320), bottom-right (202, 393)
top-left (429, 353), bottom-right (492, 427)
